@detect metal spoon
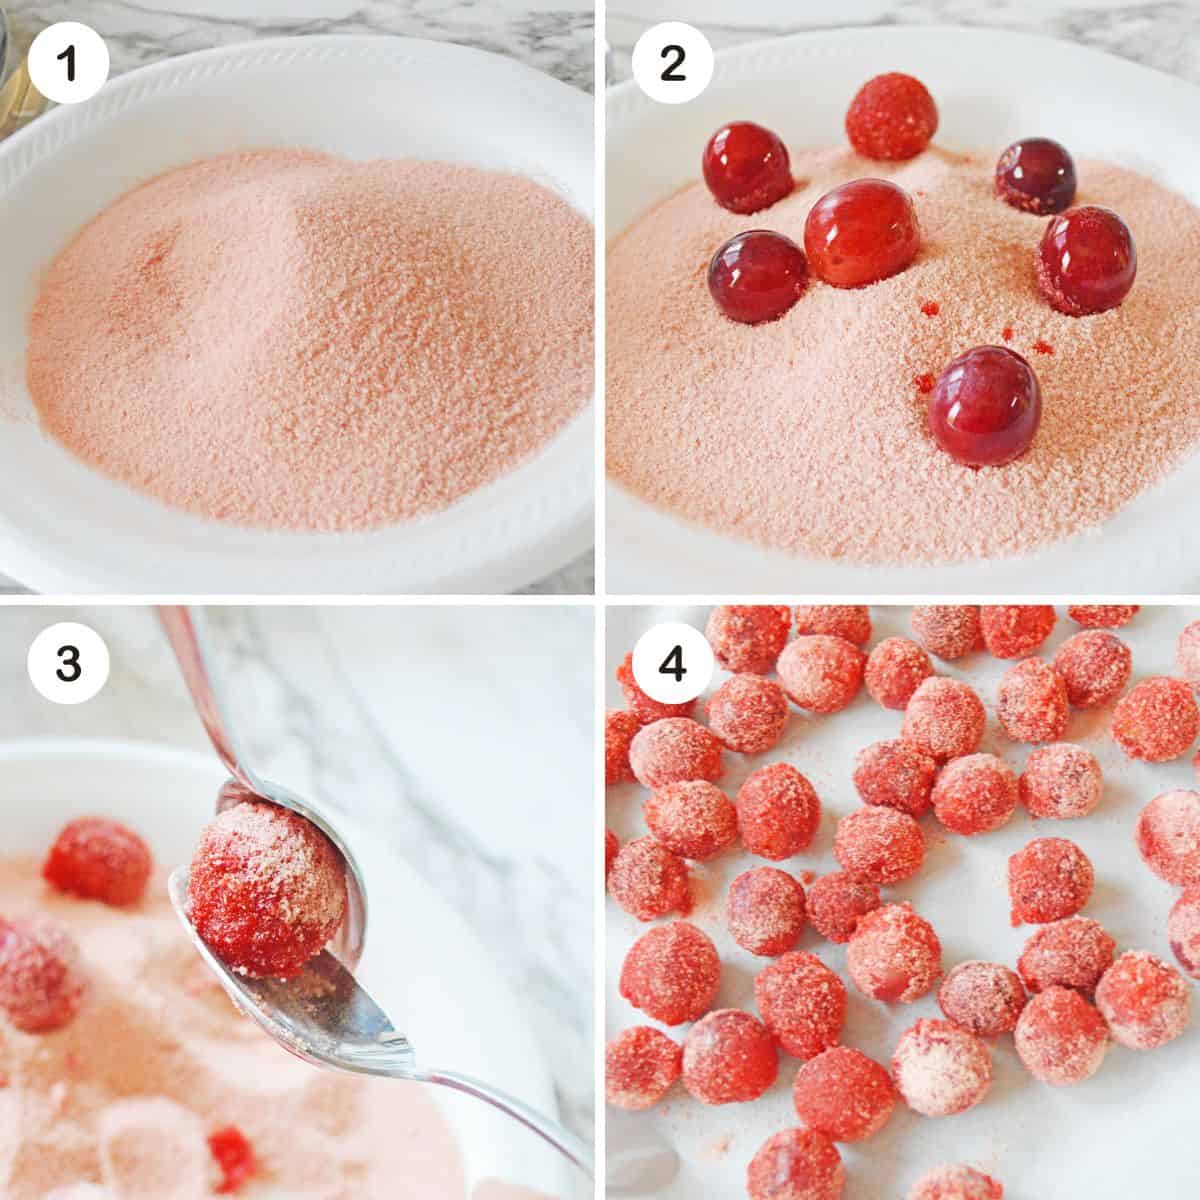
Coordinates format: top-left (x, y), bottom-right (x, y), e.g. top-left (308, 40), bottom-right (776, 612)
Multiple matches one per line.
top-left (158, 606), bottom-right (593, 1179)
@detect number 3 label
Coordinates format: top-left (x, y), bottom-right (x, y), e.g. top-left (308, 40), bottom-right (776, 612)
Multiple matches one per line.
top-left (28, 622), bottom-right (111, 704)
top-left (28, 22), bottom-right (110, 105)
top-left (631, 22), bottom-right (714, 105)
top-left (631, 622), bottom-right (714, 705)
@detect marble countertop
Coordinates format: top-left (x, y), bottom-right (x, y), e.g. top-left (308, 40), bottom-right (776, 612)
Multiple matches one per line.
top-left (0, 602), bottom-right (593, 1194)
top-left (608, 0), bottom-right (1200, 84)
top-left (0, 0), bottom-right (595, 595)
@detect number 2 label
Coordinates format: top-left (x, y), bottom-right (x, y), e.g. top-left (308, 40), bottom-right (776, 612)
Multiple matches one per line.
top-left (631, 22), bottom-right (714, 105)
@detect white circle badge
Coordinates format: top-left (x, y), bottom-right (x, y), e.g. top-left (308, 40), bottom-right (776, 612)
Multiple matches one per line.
top-left (28, 622), bottom-right (111, 704)
top-left (631, 22), bottom-right (714, 105)
top-left (28, 22), bottom-right (110, 105)
top-left (631, 621), bottom-right (715, 706)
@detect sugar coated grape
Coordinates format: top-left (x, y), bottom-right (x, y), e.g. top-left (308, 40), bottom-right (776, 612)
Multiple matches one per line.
top-left (846, 903), bottom-right (941, 1004)
top-left (1018, 917), bottom-right (1115, 995)
top-left (892, 1018), bottom-right (992, 1117)
top-left (605, 1026), bottom-right (682, 1110)
top-left (776, 635), bottom-right (865, 713)
top-left (1067, 605), bottom-right (1139, 629)
top-left (792, 605), bottom-right (871, 645)
top-left (682, 1008), bottom-right (778, 1104)
top-left (1019, 743), bottom-right (1103, 820)
top-left (754, 950), bottom-right (847, 1059)
top-left (1168, 889), bottom-right (1200, 978)
top-left (834, 806), bottom-right (925, 884)
top-left (706, 673), bottom-right (789, 754)
top-left (643, 780), bottom-right (738, 861)
top-left (187, 800), bottom-right (347, 980)
top-left (736, 763), bottom-right (821, 860)
top-left (853, 738), bottom-right (936, 816)
top-left (792, 1047), bottom-right (895, 1142)
top-left (619, 921), bottom-right (720, 1026)
top-left (865, 637), bottom-right (933, 709)
top-left (629, 717), bottom-right (724, 788)
top-left (1135, 790), bottom-right (1200, 886)
top-left (706, 605), bottom-right (792, 673)
top-left (43, 816), bottom-right (152, 907)
top-left (907, 1164), bottom-right (1003, 1200)
top-left (902, 677), bottom-right (985, 762)
top-left (727, 866), bottom-right (807, 956)
top-left (938, 961), bottom-right (1027, 1037)
top-left (1112, 677), bottom-right (1200, 762)
top-left (806, 872), bottom-right (881, 944)
top-left (1052, 631), bottom-right (1131, 709)
top-left (980, 605), bottom-right (1056, 659)
top-left (845, 73), bottom-right (938, 161)
top-left (996, 658), bottom-right (1068, 743)
top-left (1014, 986), bottom-right (1108, 1085)
top-left (911, 605), bottom-right (981, 660)
top-left (605, 709), bottom-right (640, 785)
top-left (608, 836), bottom-right (691, 921)
top-left (0, 917), bottom-right (85, 1033)
top-left (932, 754), bottom-right (1018, 836)
top-left (1008, 837), bottom-right (1093, 926)
top-left (747, 1128), bottom-right (845, 1200)
top-left (1095, 950), bottom-right (1191, 1050)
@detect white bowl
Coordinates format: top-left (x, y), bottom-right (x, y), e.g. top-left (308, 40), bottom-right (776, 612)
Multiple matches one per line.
top-left (0, 737), bottom-right (570, 1196)
top-left (606, 25), bottom-right (1200, 594)
top-left (0, 35), bottom-right (593, 594)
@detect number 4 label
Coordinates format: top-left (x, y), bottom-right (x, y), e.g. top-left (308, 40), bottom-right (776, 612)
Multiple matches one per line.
top-left (631, 622), bottom-right (714, 705)
top-left (28, 622), bottom-right (111, 704)
top-left (631, 22), bottom-right (714, 105)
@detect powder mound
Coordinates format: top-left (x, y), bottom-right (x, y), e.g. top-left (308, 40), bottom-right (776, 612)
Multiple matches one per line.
top-left (29, 151), bottom-right (593, 531)
top-left (186, 800), bottom-right (347, 980)
top-left (608, 146), bottom-right (1200, 564)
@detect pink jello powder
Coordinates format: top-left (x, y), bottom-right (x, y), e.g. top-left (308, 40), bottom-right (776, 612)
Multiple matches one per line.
top-left (607, 145), bottom-right (1200, 564)
top-left (27, 150), bottom-right (593, 531)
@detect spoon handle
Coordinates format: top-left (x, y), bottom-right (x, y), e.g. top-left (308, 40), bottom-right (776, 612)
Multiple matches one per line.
top-left (158, 606), bottom-right (259, 792)
top-left (423, 1067), bottom-right (594, 1179)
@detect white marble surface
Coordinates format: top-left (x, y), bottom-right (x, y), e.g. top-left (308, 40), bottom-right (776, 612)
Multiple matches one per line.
top-left (608, 0), bottom-right (1200, 84)
top-left (0, 0), bottom-right (595, 595)
top-left (0, 601), bottom-right (593, 1194)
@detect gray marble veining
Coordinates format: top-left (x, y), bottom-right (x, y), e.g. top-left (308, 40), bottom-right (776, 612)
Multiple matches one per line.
top-left (608, 0), bottom-right (1200, 84)
top-left (1, 0), bottom-right (595, 595)
top-left (0, 602), bottom-right (593, 1190)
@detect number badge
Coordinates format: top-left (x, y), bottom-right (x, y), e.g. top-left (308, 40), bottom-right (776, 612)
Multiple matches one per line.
top-left (631, 621), bottom-right (715, 705)
top-left (28, 622), bottom-right (111, 704)
top-left (27, 22), bottom-right (110, 105)
top-left (631, 22), bottom-right (714, 105)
